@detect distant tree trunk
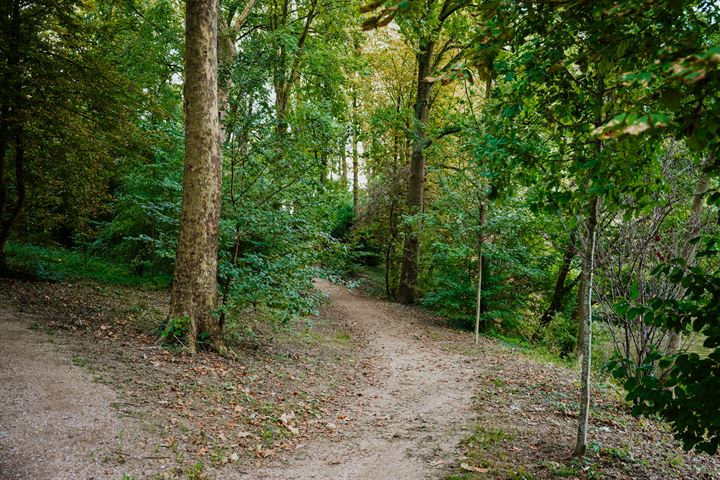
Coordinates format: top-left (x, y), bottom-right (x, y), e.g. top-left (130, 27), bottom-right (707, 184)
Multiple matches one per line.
top-left (271, 0), bottom-right (316, 140)
top-left (385, 198), bottom-right (399, 298)
top-left (217, 0), bottom-right (257, 130)
top-left (573, 196), bottom-right (598, 458)
top-left (341, 146), bottom-right (348, 187)
top-left (167, 0), bottom-right (224, 354)
top-left (352, 91), bottom-right (360, 216)
top-left (398, 38), bottom-right (434, 305)
top-left (667, 155), bottom-right (712, 354)
top-left (0, 0), bottom-right (23, 273)
top-left (474, 201), bottom-right (488, 344)
top-left (0, 126), bottom-right (25, 273)
top-left (538, 231), bottom-right (577, 334)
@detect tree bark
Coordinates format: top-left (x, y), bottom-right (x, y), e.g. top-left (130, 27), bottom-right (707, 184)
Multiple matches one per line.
top-left (398, 38), bottom-right (434, 305)
top-left (538, 231), bottom-right (577, 333)
top-left (575, 199), bottom-right (599, 361)
top-left (0, 125), bottom-right (25, 272)
top-left (573, 196), bottom-right (599, 458)
top-left (272, 0), bottom-right (316, 139)
top-left (474, 202), bottom-right (488, 344)
top-left (0, 0), bottom-right (23, 273)
top-left (352, 89), bottom-right (360, 215)
top-left (167, 0), bottom-right (224, 354)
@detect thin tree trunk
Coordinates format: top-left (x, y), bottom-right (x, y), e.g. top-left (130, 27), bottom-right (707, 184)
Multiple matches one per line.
top-left (474, 202), bottom-right (487, 344)
top-left (573, 196), bottom-right (599, 458)
top-left (167, 0), bottom-right (224, 354)
top-left (341, 147), bottom-right (348, 187)
top-left (0, 124), bottom-right (25, 271)
top-left (0, 1), bottom-right (23, 273)
top-left (0, 107), bottom-right (8, 269)
top-left (538, 231), bottom-right (577, 332)
top-left (352, 90), bottom-right (360, 215)
top-left (384, 199), bottom-right (396, 297)
top-left (576, 74), bottom-right (604, 362)
top-left (398, 38), bottom-right (434, 305)
top-left (667, 154), bottom-right (712, 354)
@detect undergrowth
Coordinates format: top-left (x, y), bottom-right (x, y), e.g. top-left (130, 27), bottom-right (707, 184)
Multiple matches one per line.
top-left (5, 242), bottom-right (170, 288)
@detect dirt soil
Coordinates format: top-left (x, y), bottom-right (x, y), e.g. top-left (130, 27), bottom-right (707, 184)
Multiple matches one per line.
top-left (0, 312), bottom-right (155, 480)
top-left (241, 279), bottom-right (476, 480)
top-left (1, 277), bottom-right (719, 480)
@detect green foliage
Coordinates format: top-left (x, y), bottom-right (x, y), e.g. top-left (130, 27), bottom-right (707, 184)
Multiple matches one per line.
top-left (94, 119), bottom-right (183, 276)
top-left (608, 245), bottom-right (720, 454)
top-left (5, 242), bottom-right (169, 288)
top-left (163, 316), bottom-right (191, 344)
top-left (330, 201), bottom-right (355, 242)
top-left (538, 312), bottom-right (577, 358)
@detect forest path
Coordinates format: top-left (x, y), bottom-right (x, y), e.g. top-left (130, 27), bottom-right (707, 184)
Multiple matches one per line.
top-left (0, 311), bottom-right (152, 480)
top-left (242, 279), bottom-right (476, 480)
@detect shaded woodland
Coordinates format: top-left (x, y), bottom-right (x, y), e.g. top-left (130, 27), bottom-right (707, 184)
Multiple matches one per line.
top-left (1, 0), bottom-right (719, 475)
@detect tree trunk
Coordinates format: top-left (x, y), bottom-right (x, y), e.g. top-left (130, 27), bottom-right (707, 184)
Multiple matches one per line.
top-left (474, 202), bottom-right (488, 344)
top-left (667, 155), bottom-right (712, 354)
top-left (352, 90), bottom-right (360, 216)
top-left (0, 0), bottom-right (23, 273)
top-left (573, 196), bottom-right (598, 458)
top-left (538, 231), bottom-right (577, 333)
top-left (575, 201), bottom-right (598, 361)
top-left (167, 0), bottom-right (224, 354)
top-left (340, 146), bottom-right (348, 187)
top-left (0, 125), bottom-right (25, 272)
top-left (398, 39), bottom-right (434, 305)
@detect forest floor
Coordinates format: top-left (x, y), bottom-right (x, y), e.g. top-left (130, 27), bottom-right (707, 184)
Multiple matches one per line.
top-left (1, 278), bottom-right (719, 480)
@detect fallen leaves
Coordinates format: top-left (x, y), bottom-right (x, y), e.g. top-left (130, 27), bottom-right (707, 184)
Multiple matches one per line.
top-left (460, 462), bottom-right (490, 473)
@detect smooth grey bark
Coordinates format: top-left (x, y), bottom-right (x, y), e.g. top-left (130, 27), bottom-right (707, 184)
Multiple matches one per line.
top-left (167, 0), bottom-right (223, 353)
top-left (573, 196), bottom-right (599, 458)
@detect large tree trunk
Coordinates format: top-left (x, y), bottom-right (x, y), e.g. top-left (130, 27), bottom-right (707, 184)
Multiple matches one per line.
top-left (167, 0), bottom-right (224, 354)
top-left (398, 39), bottom-right (434, 305)
top-left (573, 196), bottom-right (599, 458)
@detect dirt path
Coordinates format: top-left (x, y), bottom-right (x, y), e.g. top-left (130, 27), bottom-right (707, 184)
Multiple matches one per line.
top-left (0, 279), bottom-right (476, 480)
top-left (0, 311), bottom-right (151, 480)
top-left (241, 279), bottom-right (475, 480)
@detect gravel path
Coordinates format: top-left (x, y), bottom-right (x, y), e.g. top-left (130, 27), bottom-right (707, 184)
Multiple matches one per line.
top-left (0, 311), bottom-right (151, 480)
top-left (240, 279), bottom-right (475, 480)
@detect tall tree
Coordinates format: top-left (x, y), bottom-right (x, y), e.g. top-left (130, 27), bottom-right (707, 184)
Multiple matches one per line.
top-left (0, 0), bottom-right (23, 273)
top-left (167, 0), bottom-right (224, 353)
top-left (363, 0), bottom-right (470, 304)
